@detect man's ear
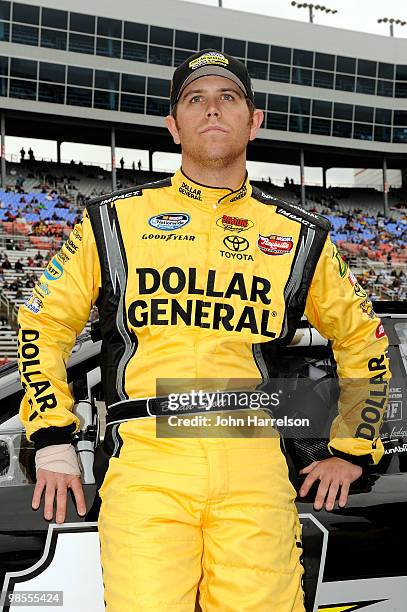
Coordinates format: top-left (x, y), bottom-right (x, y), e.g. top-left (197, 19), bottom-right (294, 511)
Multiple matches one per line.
top-left (249, 109), bottom-right (264, 141)
top-left (165, 115), bottom-right (181, 145)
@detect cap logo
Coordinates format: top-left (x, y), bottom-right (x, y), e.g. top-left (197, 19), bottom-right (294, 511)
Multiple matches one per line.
top-left (189, 52), bottom-right (229, 70)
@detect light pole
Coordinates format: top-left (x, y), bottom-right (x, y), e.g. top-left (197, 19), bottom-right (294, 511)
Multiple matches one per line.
top-left (291, 2), bottom-right (338, 24)
top-left (377, 17), bottom-right (407, 37)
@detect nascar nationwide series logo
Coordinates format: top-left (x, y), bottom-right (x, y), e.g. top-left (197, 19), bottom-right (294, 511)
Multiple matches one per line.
top-left (148, 213), bottom-right (190, 231)
top-left (216, 215), bottom-right (254, 233)
top-left (258, 234), bottom-right (293, 256)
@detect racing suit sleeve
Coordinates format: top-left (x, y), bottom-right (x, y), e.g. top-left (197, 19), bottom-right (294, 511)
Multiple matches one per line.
top-left (304, 233), bottom-right (391, 466)
top-left (17, 209), bottom-right (101, 449)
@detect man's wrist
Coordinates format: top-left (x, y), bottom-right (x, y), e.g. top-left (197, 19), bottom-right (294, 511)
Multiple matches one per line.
top-left (31, 424), bottom-right (76, 451)
top-left (329, 447), bottom-right (371, 468)
top-left (35, 444), bottom-right (81, 476)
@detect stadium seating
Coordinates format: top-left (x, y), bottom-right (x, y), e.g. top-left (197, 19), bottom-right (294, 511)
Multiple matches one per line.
top-left (0, 161), bottom-right (406, 361)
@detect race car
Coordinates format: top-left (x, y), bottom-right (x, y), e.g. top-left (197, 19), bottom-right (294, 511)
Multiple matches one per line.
top-left (0, 302), bottom-right (406, 611)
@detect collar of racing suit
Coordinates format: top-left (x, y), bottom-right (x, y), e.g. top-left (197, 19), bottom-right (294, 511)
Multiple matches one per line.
top-left (172, 168), bottom-right (252, 210)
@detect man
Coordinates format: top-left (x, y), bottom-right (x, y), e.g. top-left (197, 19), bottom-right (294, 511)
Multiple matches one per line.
top-left (18, 50), bottom-right (390, 611)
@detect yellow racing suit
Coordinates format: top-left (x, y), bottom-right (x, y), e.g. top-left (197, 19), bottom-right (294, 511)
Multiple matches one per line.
top-left (18, 169), bottom-right (391, 611)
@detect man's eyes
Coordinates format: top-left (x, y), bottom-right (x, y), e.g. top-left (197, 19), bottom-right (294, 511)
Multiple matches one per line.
top-left (189, 93), bottom-right (235, 103)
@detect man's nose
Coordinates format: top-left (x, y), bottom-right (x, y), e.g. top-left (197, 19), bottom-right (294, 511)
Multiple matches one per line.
top-left (205, 98), bottom-right (221, 117)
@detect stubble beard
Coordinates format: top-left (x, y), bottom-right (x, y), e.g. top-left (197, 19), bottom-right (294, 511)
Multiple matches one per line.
top-left (177, 122), bottom-right (250, 169)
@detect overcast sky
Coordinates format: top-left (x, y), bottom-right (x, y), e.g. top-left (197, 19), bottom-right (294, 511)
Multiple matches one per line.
top-left (184, 0), bottom-right (407, 37)
top-left (7, 0), bottom-right (406, 187)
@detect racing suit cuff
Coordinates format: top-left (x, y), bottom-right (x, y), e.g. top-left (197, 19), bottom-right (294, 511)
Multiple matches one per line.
top-left (35, 444), bottom-right (81, 476)
top-left (31, 423), bottom-right (77, 451)
top-left (329, 447), bottom-right (372, 468)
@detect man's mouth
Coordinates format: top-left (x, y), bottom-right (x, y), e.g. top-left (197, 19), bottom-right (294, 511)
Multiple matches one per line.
top-left (200, 126), bottom-right (228, 134)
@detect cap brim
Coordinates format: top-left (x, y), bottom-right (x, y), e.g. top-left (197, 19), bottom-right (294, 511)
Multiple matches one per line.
top-left (177, 66), bottom-right (247, 103)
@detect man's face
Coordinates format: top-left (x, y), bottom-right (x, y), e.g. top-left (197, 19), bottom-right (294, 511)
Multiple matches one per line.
top-left (166, 75), bottom-right (263, 169)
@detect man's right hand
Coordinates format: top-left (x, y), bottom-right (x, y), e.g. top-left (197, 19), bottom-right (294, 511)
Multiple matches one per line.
top-left (32, 469), bottom-right (87, 524)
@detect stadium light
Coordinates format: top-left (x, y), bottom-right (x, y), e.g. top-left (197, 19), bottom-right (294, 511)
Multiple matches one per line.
top-left (377, 17), bottom-right (407, 37)
top-left (291, 2), bottom-right (338, 24)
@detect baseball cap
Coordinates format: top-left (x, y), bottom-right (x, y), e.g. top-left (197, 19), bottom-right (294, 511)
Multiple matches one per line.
top-left (170, 49), bottom-right (255, 109)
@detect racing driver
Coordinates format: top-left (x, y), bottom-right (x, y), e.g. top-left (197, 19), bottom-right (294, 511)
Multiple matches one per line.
top-left (18, 49), bottom-right (391, 611)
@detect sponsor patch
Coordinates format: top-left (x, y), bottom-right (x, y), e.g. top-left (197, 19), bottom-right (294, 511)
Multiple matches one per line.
top-left (101, 190), bottom-right (142, 205)
top-left (56, 251), bottom-right (70, 265)
top-left (260, 191), bottom-right (275, 200)
top-left (333, 246), bottom-right (348, 277)
top-left (348, 270), bottom-right (357, 286)
top-left (348, 270), bottom-right (367, 298)
top-left (229, 184), bottom-right (247, 203)
top-left (189, 52), bottom-right (229, 70)
top-left (216, 215), bottom-right (254, 233)
top-left (258, 234), bottom-right (293, 256)
top-left (148, 213), bottom-right (190, 232)
top-left (276, 208), bottom-right (315, 228)
top-left (72, 228), bottom-right (82, 241)
top-left (178, 182), bottom-right (202, 201)
top-left (142, 233), bottom-right (195, 242)
top-left (24, 296), bottom-right (43, 314)
top-left (353, 282), bottom-right (367, 299)
top-left (36, 282), bottom-right (50, 296)
top-left (223, 235), bottom-right (249, 253)
top-left (359, 298), bottom-right (376, 319)
top-left (44, 257), bottom-right (64, 281)
top-left (375, 321), bottom-right (386, 339)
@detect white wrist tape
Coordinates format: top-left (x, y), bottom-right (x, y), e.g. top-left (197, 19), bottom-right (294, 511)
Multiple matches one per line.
top-left (35, 444), bottom-right (81, 476)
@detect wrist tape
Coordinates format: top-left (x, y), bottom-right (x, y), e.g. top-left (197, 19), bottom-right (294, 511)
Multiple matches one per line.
top-left (35, 444), bottom-right (81, 476)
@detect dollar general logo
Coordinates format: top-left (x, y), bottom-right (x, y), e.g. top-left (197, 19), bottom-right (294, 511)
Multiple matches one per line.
top-left (189, 52), bottom-right (229, 70)
top-left (318, 600), bottom-right (386, 612)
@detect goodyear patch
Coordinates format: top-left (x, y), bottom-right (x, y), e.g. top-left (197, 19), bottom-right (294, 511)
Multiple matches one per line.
top-left (189, 52), bottom-right (229, 70)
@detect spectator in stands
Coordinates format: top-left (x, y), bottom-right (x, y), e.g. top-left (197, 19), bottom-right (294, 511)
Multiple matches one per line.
top-left (0, 265), bottom-right (3, 282)
top-left (28, 147), bottom-right (35, 162)
top-left (9, 280), bottom-right (21, 291)
top-left (0, 315), bottom-right (8, 327)
top-left (20, 147), bottom-right (26, 162)
top-left (34, 250), bottom-right (43, 263)
top-left (15, 288), bottom-right (23, 300)
top-left (15, 175), bottom-right (25, 190)
top-left (2, 255), bottom-right (11, 270)
top-left (25, 277), bottom-right (35, 289)
top-left (14, 259), bottom-right (24, 272)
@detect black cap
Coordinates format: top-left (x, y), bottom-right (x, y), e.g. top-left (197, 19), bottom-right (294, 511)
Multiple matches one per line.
top-left (170, 49), bottom-right (255, 110)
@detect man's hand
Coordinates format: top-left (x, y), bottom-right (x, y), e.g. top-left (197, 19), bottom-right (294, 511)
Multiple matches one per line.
top-left (32, 469), bottom-right (87, 524)
top-left (298, 457), bottom-right (362, 512)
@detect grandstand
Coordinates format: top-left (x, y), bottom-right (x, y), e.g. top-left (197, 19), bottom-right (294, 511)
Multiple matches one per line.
top-left (0, 0), bottom-right (406, 360)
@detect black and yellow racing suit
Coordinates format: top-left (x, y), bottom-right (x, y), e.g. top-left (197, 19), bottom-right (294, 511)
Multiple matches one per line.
top-left (18, 169), bottom-right (390, 611)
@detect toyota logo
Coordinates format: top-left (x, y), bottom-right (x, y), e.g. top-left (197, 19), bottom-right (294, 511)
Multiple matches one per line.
top-left (223, 235), bottom-right (249, 252)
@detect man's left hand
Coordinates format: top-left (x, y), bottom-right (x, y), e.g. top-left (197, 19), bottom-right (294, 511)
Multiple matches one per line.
top-left (298, 457), bottom-right (362, 511)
